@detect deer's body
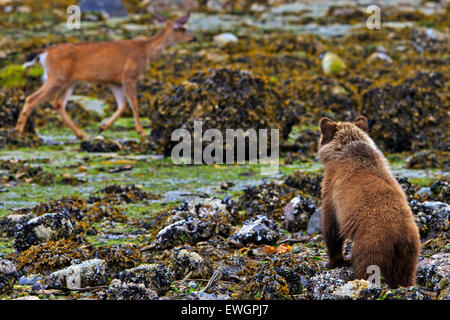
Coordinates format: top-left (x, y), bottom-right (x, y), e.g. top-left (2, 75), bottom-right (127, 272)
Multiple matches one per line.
top-left (16, 13), bottom-right (194, 140)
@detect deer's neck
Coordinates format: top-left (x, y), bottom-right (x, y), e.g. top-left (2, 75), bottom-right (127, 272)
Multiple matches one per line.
top-left (145, 28), bottom-right (172, 61)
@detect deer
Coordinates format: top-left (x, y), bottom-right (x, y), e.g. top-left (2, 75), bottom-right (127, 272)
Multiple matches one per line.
top-left (16, 12), bottom-right (195, 140)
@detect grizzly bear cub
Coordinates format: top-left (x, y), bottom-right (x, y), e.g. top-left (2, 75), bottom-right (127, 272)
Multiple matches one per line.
top-left (318, 115), bottom-right (420, 288)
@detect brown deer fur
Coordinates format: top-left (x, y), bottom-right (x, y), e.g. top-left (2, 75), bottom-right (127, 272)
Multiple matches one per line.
top-left (318, 115), bottom-right (420, 288)
top-left (16, 13), bottom-right (195, 140)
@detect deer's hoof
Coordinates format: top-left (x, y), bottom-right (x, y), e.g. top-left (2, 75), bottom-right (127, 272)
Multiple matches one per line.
top-left (77, 133), bottom-right (87, 141)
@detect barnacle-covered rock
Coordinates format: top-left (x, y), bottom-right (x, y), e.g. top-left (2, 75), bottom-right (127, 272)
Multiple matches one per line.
top-left (14, 208), bottom-right (77, 251)
top-left (284, 171), bottom-right (323, 199)
top-left (104, 279), bottom-right (158, 300)
top-left (44, 259), bottom-right (110, 289)
top-left (143, 68), bottom-right (300, 156)
top-left (152, 199), bottom-right (233, 249)
top-left (0, 259), bottom-right (17, 296)
top-left (416, 253), bottom-right (449, 300)
top-left (429, 181), bottom-right (450, 203)
top-left (153, 218), bottom-right (207, 250)
top-left (0, 213), bottom-right (32, 237)
top-left (406, 150), bottom-right (440, 169)
top-left (361, 72), bottom-right (448, 152)
top-left (307, 267), bottom-right (354, 300)
top-left (172, 249), bottom-right (209, 279)
top-left (238, 182), bottom-right (298, 220)
top-left (97, 244), bottom-right (143, 276)
top-left (229, 215), bottom-right (280, 246)
top-left (0, 90), bottom-right (35, 134)
top-left (80, 136), bottom-right (122, 153)
top-left (236, 260), bottom-right (290, 300)
top-left (15, 238), bottom-right (93, 274)
top-left (0, 159), bottom-right (56, 186)
top-left (0, 129), bottom-right (41, 149)
top-left (95, 184), bottom-right (161, 204)
top-left (281, 195), bottom-right (317, 232)
top-left (332, 280), bottom-right (382, 300)
top-left (380, 286), bottom-right (435, 300)
top-left (119, 264), bottom-right (173, 296)
top-left (410, 28), bottom-right (450, 53)
top-left (410, 201), bottom-right (449, 239)
top-left (396, 176), bottom-right (418, 201)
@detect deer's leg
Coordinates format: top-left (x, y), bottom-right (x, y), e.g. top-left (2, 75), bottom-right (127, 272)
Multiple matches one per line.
top-left (16, 81), bottom-right (62, 133)
top-left (53, 84), bottom-right (87, 140)
top-left (123, 80), bottom-right (145, 137)
top-left (99, 85), bottom-right (126, 133)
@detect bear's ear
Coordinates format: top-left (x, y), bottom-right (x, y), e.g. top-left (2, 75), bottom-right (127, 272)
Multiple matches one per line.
top-left (319, 117), bottom-right (337, 145)
top-left (354, 115), bottom-right (368, 132)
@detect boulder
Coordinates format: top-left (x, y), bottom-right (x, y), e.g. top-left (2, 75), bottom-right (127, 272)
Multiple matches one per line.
top-left (0, 259), bottom-right (17, 296)
top-left (14, 209), bottom-right (76, 251)
top-left (44, 259), bottom-right (109, 289)
top-left (281, 195), bottom-right (316, 232)
top-left (105, 279), bottom-right (158, 300)
top-left (119, 264), bottom-right (172, 296)
top-left (306, 207), bottom-right (323, 235)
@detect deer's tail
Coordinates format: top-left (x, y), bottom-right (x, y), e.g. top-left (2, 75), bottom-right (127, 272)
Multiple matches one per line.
top-left (22, 50), bottom-right (44, 68)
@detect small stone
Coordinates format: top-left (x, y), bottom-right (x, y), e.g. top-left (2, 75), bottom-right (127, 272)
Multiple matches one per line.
top-left (213, 33), bottom-right (238, 46)
top-left (321, 52), bottom-right (345, 76)
top-left (18, 275), bottom-right (43, 286)
top-left (367, 52), bottom-right (393, 64)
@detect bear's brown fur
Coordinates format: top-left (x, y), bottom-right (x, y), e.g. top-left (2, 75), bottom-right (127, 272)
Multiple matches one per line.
top-left (318, 115), bottom-right (420, 288)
